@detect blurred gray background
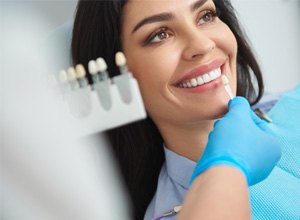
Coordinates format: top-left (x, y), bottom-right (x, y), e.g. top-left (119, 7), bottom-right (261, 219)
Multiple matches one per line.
top-left (231, 0), bottom-right (300, 94)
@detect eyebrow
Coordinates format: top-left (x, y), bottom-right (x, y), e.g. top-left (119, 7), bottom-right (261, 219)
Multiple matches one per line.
top-left (191, 0), bottom-right (208, 12)
top-left (131, 13), bottom-right (174, 34)
top-left (131, 0), bottom-right (208, 34)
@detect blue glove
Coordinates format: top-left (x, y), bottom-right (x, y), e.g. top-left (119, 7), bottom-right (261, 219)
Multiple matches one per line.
top-left (190, 96), bottom-right (281, 186)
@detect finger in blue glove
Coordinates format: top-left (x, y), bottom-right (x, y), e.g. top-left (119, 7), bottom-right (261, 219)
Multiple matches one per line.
top-left (190, 96), bottom-right (281, 186)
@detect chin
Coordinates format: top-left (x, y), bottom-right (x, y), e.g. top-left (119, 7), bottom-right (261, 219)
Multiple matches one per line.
top-left (212, 111), bottom-right (227, 120)
top-left (207, 101), bottom-right (229, 120)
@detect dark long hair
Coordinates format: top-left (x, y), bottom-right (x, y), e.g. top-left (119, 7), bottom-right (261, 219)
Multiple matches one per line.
top-left (72, 1), bottom-right (264, 219)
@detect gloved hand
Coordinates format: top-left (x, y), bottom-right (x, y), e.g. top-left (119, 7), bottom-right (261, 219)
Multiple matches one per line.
top-left (190, 96), bottom-right (281, 186)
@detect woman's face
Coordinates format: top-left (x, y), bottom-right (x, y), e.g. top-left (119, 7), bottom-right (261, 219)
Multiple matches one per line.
top-left (121, 0), bottom-right (237, 128)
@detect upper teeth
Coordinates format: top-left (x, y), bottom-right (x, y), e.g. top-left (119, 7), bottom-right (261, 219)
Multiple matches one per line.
top-left (179, 68), bottom-right (221, 88)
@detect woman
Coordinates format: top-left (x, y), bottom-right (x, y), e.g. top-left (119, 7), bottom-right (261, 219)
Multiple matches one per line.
top-left (71, 0), bottom-right (280, 219)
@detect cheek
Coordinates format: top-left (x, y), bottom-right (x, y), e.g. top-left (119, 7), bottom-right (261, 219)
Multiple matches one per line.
top-left (211, 24), bottom-right (238, 90)
top-left (127, 45), bottom-right (178, 71)
top-left (126, 47), bottom-right (179, 90)
top-left (214, 24), bottom-right (238, 58)
top-left (125, 48), bottom-right (179, 110)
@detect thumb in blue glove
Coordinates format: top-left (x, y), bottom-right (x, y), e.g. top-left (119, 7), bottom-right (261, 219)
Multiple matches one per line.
top-left (190, 96), bottom-right (281, 186)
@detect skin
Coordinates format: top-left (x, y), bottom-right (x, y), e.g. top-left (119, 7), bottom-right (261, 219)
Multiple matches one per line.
top-left (121, 0), bottom-right (238, 162)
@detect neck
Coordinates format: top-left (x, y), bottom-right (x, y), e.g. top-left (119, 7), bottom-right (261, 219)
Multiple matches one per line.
top-left (156, 120), bottom-right (215, 162)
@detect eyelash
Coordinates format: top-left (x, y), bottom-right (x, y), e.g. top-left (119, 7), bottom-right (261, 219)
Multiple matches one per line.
top-left (143, 9), bottom-right (219, 46)
top-left (197, 9), bottom-right (218, 25)
top-left (143, 27), bottom-right (171, 46)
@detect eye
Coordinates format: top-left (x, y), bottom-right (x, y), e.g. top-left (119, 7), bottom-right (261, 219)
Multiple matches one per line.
top-left (151, 31), bottom-right (169, 43)
top-left (197, 10), bottom-right (218, 25)
top-left (144, 27), bottom-right (172, 45)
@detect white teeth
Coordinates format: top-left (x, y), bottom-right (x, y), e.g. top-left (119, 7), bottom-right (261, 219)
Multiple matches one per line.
top-left (190, 78), bottom-right (198, 87)
top-left (209, 71), bottom-right (216, 80)
top-left (180, 67), bottom-right (222, 88)
top-left (210, 68), bottom-right (221, 80)
top-left (202, 73), bottom-right (210, 83)
top-left (197, 76), bottom-right (204, 85)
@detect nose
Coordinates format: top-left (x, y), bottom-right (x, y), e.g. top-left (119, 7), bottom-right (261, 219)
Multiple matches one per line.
top-left (181, 28), bottom-right (216, 61)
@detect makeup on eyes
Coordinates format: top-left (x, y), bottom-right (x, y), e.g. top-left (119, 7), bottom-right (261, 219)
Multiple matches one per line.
top-left (196, 9), bottom-right (218, 25)
top-left (142, 8), bottom-right (218, 46)
top-left (143, 27), bottom-right (171, 46)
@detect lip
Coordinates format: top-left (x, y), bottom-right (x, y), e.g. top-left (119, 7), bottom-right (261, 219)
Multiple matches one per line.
top-left (173, 59), bottom-right (225, 85)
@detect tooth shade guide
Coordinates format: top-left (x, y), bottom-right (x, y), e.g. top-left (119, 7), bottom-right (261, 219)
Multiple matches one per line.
top-left (115, 52), bottom-right (126, 66)
top-left (56, 51), bottom-right (147, 134)
top-left (221, 75), bottom-right (234, 100)
top-left (221, 74), bottom-right (229, 85)
top-left (115, 51), bottom-right (129, 76)
top-left (88, 60), bottom-right (98, 75)
top-left (59, 70), bottom-right (68, 83)
top-left (67, 67), bottom-right (77, 81)
top-left (75, 64), bottom-right (86, 78)
top-left (96, 57), bottom-right (107, 72)
top-left (254, 108), bottom-right (273, 123)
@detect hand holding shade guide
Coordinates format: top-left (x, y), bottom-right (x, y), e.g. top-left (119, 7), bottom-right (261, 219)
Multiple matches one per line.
top-left (221, 75), bottom-right (272, 123)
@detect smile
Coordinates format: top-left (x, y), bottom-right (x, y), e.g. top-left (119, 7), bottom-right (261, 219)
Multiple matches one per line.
top-left (177, 67), bottom-right (222, 88)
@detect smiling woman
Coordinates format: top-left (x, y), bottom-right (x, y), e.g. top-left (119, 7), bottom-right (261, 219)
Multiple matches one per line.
top-left (71, 0), bottom-right (279, 220)
top-left (121, 0), bottom-right (241, 163)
